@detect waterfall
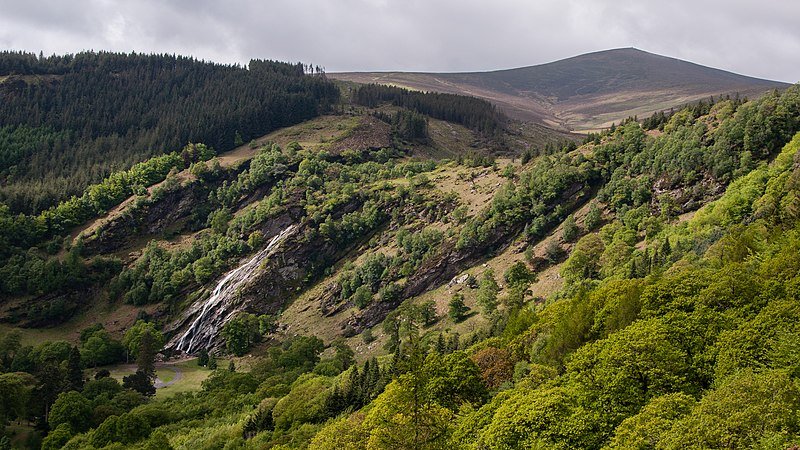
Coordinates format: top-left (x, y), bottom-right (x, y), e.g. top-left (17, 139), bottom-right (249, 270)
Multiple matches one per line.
top-left (174, 224), bottom-right (297, 354)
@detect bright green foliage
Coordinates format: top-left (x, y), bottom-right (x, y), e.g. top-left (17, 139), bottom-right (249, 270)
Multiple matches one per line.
top-left (0, 372), bottom-right (33, 426)
top-left (221, 312), bottom-right (263, 356)
top-left (585, 203), bottom-right (602, 231)
top-left (567, 318), bottom-right (696, 428)
top-left (476, 269), bottom-right (500, 315)
top-left (606, 392), bottom-right (696, 450)
top-left (477, 386), bottom-right (587, 449)
top-left (122, 321), bottom-right (165, 360)
top-left (41, 423), bottom-right (73, 450)
top-left (79, 325), bottom-right (125, 367)
top-left (363, 380), bottom-right (454, 449)
top-left (308, 413), bottom-right (369, 449)
top-left (448, 293), bottom-right (469, 322)
top-left (561, 233), bottom-right (604, 282)
top-left (715, 298), bottom-right (800, 379)
top-left (49, 390), bottom-right (92, 432)
top-left (272, 374), bottom-right (332, 430)
top-left (660, 370), bottom-right (800, 449)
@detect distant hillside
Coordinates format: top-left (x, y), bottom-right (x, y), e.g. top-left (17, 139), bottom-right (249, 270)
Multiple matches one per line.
top-left (332, 48), bottom-right (790, 131)
top-left (0, 51), bottom-right (339, 213)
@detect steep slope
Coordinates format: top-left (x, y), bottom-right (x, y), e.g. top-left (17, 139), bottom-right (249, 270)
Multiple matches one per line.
top-left (0, 52), bottom-right (339, 213)
top-left (2, 74), bottom-right (800, 449)
top-left (332, 48), bottom-right (790, 131)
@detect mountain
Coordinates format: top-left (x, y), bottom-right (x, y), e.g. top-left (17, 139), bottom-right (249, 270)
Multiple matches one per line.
top-left (332, 48), bottom-right (790, 131)
top-left (2, 48), bottom-right (800, 449)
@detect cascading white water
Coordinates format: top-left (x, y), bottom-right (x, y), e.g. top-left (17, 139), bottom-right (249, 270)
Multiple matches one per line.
top-left (175, 224), bottom-right (297, 354)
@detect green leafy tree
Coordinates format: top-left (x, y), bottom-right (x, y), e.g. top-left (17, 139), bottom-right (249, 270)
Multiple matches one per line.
top-left (122, 370), bottom-right (156, 397)
top-left (476, 269), bottom-right (499, 316)
top-left (197, 348), bottom-right (209, 367)
top-left (272, 374), bottom-right (332, 430)
top-left (0, 372), bottom-right (34, 427)
top-left (418, 300), bottom-right (438, 326)
top-left (122, 321), bottom-right (164, 361)
top-left (661, 370), bottom-right (800, 449)
top-left (561, 233), bottom-right (605, 282)
top-left (562, 214), bottom-right (579, 242)
top-left (208, 208), bottom-right (232, 235)
top-left (142, 430), bottom-right (173, 450)
top-left (567, 318), bottom-right (695, 428)
top-left (607, 392), bottom-right (696, 450)
top-left (448, 293), bottom-right (469, 322)
top-left (585, 203), bottom-right (602, 231)
top-left (221, 312), bottom-right (262, 356)
top-left (41, 423), bottom-right (73, 450)
top-left (48, 391), bottom-right (92, 432)
top-left (353, 285), bottom-right (373, 309)
top-left (80, 328), bottom-right (124, 367)
top-left (504, 261), bottom-right (536, 289)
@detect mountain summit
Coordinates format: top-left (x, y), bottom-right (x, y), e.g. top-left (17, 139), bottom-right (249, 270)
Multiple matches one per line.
top-left (332, 48), bottom-right (789, 131)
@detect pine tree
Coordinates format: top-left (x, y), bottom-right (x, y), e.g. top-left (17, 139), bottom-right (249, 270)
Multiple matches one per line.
top-left (207, 354), bottom-right (217, 370)
top-left (436, 334), bottom-right (447, 354)
top-left (661, 237), bottom-right (672, 263)
top-left (136, 331), bottom-right (156, 379)
top-left (347, 365), bottom-right (360, 405)
top-left (367, 357), bottom-right (381, 398)
top-left (66, 346), bottom-right (84, 391)
top-left (448, 332), bottom-right (460, 352)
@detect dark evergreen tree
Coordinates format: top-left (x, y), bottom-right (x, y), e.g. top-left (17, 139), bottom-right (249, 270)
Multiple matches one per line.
top-left (122, 370), bottom-right (156, 397)
top-left (66, 345), bottom-right (84, 391)
top-left (197, 348), bottom-right (209, 367)
top-left (136, 331), bottom-right (156, 379)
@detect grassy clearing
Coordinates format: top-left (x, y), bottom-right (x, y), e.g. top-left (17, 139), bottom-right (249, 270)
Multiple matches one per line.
top-left (101, 357), bottom-right (225, 399)
top-left (0, 298), bottom-right (160, 346)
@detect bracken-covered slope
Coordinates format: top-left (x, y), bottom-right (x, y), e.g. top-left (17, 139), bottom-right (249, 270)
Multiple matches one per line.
top-left (332, 48), bottom-right (790, 131)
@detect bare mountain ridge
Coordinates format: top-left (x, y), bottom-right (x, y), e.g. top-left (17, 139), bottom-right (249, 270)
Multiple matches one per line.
top-left (332, 48), bottom-right (790, 131)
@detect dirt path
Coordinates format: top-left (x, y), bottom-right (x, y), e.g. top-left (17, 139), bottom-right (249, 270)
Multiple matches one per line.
top-left (154, 364), bottom-right (183, 388)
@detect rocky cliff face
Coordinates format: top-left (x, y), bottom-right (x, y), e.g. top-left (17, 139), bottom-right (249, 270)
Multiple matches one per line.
top-left (83, 180), bottom-right (210, 256)
top-left (165, 193), bottom-right (387, 353)
top-left (342, 180), bottom-right (595, 333)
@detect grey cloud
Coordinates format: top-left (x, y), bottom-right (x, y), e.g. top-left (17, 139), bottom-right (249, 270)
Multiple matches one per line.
top-left (0, 0), bottom-right (797, 82)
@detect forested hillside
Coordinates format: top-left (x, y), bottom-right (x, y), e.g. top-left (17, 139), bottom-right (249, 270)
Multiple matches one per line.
top-left (0, 57), bottom-right (798, 449)
top-left (0, 51), bottom-right (339, 213)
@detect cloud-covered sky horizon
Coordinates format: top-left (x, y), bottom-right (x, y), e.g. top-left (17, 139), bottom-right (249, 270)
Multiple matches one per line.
top-left (1, 0), bottom-right (798, 82)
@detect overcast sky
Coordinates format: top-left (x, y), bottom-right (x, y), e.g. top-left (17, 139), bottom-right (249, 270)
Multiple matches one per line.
top-left (1, 0), bottom-right (798, 82)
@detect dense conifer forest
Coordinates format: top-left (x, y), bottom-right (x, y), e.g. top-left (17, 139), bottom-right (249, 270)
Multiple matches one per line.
top-left (0, 51), bottom-right (339, 213)
top-left (1, 46), bottom-right (800, 450)
top-left (353, 83), bottom-right (505, 137)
